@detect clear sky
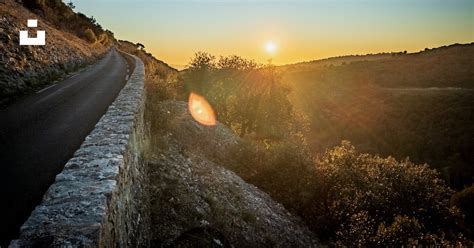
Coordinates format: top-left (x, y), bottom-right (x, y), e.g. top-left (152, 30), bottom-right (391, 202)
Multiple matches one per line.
top-left (73, 0), bottom-right (474, 68)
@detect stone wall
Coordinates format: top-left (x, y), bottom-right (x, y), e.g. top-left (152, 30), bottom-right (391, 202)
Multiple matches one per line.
top-left (10, 52), bottom-right (150, 247)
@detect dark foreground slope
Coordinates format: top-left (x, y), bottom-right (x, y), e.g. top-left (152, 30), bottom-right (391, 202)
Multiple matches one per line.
top-left (146, 101), bottom-right (319, 247)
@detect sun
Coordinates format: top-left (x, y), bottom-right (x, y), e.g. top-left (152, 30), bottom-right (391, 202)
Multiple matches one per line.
top-left (265, 41), bottom-right (277, 54)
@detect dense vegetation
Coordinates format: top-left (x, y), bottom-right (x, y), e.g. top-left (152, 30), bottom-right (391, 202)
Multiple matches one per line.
top-left (281, 43), bottom-right (474, 88)
top-left (21, 0), bottom-right (114, 45)
top-left (281, 43), bottom-right (474, 189)
top-left (182, 52), bottom-right (294, 139)
top-left (228, 141), bottom-right (471, 246)
top-left (137, 44), bottom-right (473, 246)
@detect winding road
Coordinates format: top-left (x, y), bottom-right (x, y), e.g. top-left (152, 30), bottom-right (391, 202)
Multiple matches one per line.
top-left (0, 49), bottom-right (132, 245)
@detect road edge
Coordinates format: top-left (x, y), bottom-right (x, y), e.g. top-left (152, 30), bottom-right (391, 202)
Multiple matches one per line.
top-left (10, 51), bottom-right (150, 247)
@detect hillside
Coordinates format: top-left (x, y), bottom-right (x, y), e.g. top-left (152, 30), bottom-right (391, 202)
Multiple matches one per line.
top-left (2, 0), bottom-right (472, 245)
top-left (115, 43), bottom-right (321, 246)
top-left (145, 101), bottom-right (319, 247)
top-left (280, 43), bottom-right (474, 88)
top-left (136, 45), bottom-right (473, 246)
top-left (279, 43), bottom-right (474, 189)
top-left (0, 0), bottom-right (112, 107)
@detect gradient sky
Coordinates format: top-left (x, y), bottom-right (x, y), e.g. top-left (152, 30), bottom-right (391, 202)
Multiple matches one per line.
top-left (74, 0), bottom-right (474, 68)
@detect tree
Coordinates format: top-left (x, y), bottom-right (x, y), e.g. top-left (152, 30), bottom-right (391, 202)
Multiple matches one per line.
top-left (67, 1), bottom-right (75, 9)
top-left (183, 52), bottom-right (293, 140)
top-left (136, 43), bottom-right (145, 50)
top-left (89, 16), bottom-right (96, 25)
top-left (182, 52), bottom-right (216, 96)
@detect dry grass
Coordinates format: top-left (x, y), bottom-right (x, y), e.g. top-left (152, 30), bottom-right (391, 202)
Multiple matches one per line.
top-left (0, 0), bottom-right (106, 58)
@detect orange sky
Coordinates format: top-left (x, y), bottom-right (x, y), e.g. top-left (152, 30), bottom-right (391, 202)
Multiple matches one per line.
top-left (75, 0), bottom-right (474, 69)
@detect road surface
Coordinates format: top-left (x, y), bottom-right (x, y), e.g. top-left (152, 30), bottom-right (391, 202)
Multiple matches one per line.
top-left (0, 49), bottom-right (132, 245)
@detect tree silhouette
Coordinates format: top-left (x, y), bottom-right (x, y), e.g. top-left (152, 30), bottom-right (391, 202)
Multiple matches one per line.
top-left (67, 1), bottom-right (75, 9)
top-left (136, 43), bottom-right (145, 50)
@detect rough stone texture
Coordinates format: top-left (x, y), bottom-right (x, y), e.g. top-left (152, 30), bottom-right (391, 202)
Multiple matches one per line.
top-left (10, 53), bottom-right (149, 247)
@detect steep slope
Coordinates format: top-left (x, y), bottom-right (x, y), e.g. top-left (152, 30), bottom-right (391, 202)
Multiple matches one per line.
top-left (0, 0), bottom-right (109, 106)
top-left (146, 101), bottom-right (319, 247)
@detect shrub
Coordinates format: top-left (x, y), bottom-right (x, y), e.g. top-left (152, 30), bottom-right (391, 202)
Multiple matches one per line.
top-left (223, 137), bottom-right (316, 216)
top-left (452, 184), bottom-right (474, 230)
top-left (372, 215), bottom-right (422, 247)
top-left (307, 141), bottom-right (465, 246)
top-left (83, 28), bottom-right (97, 43)
top-left (183, 53), bottom-right (293, 139)
top-left (228, 140), bottom-right (470, 246)
top-left (22, 0), bottom-right (46, 10)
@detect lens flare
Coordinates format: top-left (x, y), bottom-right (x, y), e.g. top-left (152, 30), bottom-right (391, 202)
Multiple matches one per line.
top-left (188, 92), bottom-right (216, 126)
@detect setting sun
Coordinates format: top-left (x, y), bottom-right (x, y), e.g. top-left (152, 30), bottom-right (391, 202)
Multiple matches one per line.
top-left (265, 41), bottom-right (277, 54)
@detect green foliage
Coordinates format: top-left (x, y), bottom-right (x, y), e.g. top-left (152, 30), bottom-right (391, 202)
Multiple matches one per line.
top-left (281, 45), bottom-right (474, 190)
top-left (140, 44), bottom-right (474, 246)
top-left (294, 79), bottom-right (474, 189)
top-left (226, 139), bottom-right (315, 215)
top-left (183, 52), bottom-right (216, 95)
top-left (83, 28), bottom-right (97, 43)
top-left (306, 141), bottom-right (466, 245)
top-left (452, 184), bottom-right (474, 230)
top-left (228, 140), bottom-right (471, 246)
top-left (183, 52), bottom-right (293, 140)
top-left (373, 215), bottom-right (422, 247)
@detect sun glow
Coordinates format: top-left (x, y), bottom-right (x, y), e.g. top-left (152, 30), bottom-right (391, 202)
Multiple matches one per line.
top-left (265, 41), bottom-right (277, 54)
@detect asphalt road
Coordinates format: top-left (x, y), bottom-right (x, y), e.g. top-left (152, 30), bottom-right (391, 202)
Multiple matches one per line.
top-left (0, 49), bottom-right (132, 245)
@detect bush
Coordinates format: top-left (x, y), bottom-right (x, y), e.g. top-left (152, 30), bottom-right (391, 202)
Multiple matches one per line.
top-left (83, 28), bottom-right (97, 43)
top-left (452, 184), bottom-right (474, 230)
top-left (183, 53), bottom-right (293, 139)
top-left (306, 141), bottom-right (466, 246)
top-left (22, 0), bottom-right (46, 10)
top-left (227, 140), bottom-right (470, 246)
top-left (372, 215), bottom-right (422, 247)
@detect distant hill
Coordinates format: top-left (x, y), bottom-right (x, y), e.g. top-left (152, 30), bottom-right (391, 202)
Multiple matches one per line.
top-left (279, 42), bottom-right (474, 189)
top-left (280, 43), bottom-right (474, 88)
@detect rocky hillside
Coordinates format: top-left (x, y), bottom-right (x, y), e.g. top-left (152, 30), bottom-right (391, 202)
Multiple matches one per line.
top-left (146, 101), bottom-right (319, 247)
top-left (0, 0), bottom-right (109, 106)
